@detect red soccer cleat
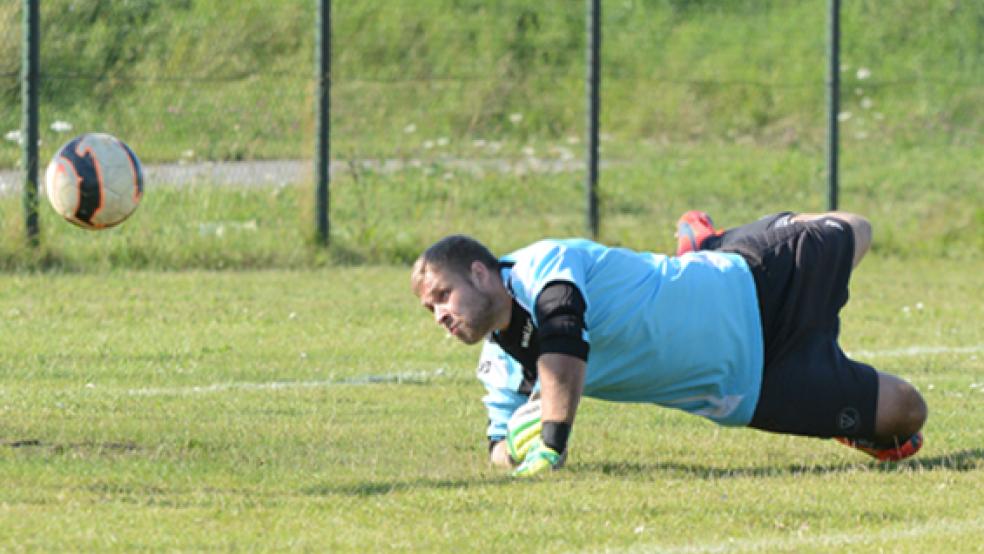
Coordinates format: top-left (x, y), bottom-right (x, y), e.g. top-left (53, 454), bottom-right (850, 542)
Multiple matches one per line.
top-left (835, 432), bottom-right (923, 462)
top-left (675, 210), bottom-right (724, 255)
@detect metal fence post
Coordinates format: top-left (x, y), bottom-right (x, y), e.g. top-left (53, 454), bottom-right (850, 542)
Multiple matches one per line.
top-left (586, 0), bottom-right (600, 239)
top-left (827, 0), bottom-right (840, 211)
top-left (22, 0), bottom-right (40, 245)
top-left (315, 0), bottom-right (331, 245)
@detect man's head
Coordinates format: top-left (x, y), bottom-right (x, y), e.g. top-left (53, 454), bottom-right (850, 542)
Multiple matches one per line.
top-left (411, 235), bottom-right (507, 344)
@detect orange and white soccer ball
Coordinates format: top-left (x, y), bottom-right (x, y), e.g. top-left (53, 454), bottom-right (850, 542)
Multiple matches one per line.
top-left (44, 132), bottom-right (144, 229)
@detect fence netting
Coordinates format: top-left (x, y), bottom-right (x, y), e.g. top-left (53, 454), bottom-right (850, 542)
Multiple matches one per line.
top-left (0, 0), bottom-right (980, 267)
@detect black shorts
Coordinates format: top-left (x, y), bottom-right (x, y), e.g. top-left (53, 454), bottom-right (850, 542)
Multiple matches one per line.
top-left (717, 212), bottom-right (879, 439)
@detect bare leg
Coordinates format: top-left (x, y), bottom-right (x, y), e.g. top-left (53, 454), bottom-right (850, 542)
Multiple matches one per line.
top-left (790, 212), bottom-right (872, 268)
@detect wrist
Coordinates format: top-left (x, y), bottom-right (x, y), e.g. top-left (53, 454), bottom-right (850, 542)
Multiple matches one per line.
top-left (541, 421), bottom-right (571, 453)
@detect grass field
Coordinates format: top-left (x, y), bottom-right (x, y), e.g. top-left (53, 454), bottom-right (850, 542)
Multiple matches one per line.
top-left (1, 255), bottom-right (981, 551)
top-left (1, 1), bottom-right (981, 550)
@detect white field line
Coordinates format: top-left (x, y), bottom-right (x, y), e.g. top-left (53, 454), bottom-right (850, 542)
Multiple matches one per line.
top-left (846, 344), bottom-right (983, 359)
top-left (610, 517), bottom-right (984, 554)
top-left (121, 344), bottom-right (982, 398)
top-left (126, 369), bottom-right (447, 397)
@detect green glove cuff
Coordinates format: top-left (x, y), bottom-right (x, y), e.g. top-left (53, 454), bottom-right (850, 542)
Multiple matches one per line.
top-left (512, 442), bottom-right (563, 478)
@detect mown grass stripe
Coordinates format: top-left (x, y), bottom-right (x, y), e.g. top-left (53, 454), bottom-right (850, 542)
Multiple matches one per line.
top-left (614, 517), bottom-right (984, 554)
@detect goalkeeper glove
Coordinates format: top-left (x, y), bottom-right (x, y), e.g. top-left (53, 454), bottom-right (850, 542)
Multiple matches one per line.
top-left (512, 440), bottom-right (564, 478)
top-left (506, 395), bottom-right (542, 463)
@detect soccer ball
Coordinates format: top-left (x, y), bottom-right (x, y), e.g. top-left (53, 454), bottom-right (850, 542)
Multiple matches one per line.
top-left (44, 132), bottom-right (144, 229)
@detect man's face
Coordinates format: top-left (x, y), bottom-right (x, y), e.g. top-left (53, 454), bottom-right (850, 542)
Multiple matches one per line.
top-left (416, 264), bottom-right (498, 345)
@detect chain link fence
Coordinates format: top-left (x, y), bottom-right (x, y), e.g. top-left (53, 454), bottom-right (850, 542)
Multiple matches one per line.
top-left (0, 2), bottom-right (20, 163)
top-left (1, 0), bottom-right (981, 267)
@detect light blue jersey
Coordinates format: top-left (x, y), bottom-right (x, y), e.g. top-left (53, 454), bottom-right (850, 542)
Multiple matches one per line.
top-left (478, 239), bottom-right (763, 440)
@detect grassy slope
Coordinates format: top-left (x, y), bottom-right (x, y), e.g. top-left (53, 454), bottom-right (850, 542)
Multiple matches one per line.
top-left (1, 0), bottom-right (981, 166)
top-left (0, 259), bottom-right (981, 551)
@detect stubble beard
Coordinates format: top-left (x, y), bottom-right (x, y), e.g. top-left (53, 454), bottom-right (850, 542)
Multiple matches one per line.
top-left (459, 290), bottom-right (497, 345)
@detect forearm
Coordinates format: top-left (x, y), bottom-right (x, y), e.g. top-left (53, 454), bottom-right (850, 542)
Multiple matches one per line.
top-left (537, 353), bottom-right (586, 456)
top-left (538, 353), bottom-right (586, 423)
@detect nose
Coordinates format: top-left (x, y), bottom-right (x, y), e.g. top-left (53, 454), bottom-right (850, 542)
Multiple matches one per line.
top-left (434, 305), bottom-right (452, 328)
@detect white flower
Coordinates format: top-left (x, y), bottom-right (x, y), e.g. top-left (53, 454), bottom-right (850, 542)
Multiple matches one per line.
top-left (856, 67), bottom-right (871, 80)
top-left (437, 137), bottom-right (449, 147)
top-left (522, 146), bottom-right (535, 157)
top-left (838, 112), bottom-right (852, 122)
top-left (509, 113), bottom-right (523, 124)
top-left (50, 120), bottom-right (73, 133)
top-left (553, 146), bottom-right (575, 161)
top-left (422, 140), bottom-right (434, 150)
top-left (403, 124), bottom-right (417, 134)
top-left (860, 98), bottom-right (874, 110)
top-left (4, 130), bottom-right (22, 144)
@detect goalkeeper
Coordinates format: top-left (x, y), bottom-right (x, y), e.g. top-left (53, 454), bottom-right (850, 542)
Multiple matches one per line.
top-left (410, 211), bottom-right (928, 476)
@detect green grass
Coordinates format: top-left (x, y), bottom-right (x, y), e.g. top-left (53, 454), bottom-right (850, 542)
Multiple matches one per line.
top-left (0, 1), bottom-right (981, 549)
top-left (0, 257), bottom-right (982, 551)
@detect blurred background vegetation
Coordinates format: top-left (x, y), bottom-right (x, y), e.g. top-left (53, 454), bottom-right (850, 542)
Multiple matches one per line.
top-left (0, 0), bottom-right (980, 268)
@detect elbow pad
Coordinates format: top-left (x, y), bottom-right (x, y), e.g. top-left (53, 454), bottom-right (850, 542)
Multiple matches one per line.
top-left (535, 281), bottom-right (589, 361)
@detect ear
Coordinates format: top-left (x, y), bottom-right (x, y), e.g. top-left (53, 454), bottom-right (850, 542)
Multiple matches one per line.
top-left (470, 260), bottom-right (491, 288)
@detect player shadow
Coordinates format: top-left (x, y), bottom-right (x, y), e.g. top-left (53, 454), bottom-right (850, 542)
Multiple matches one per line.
top-left (576, 448), bottom-right (984, 479)
top-left (3, 438), bottom-right (140, 452)
top-left (302, 475), bottom-right (515, 497)
top-left (302, 449), bottom-right (984, 497)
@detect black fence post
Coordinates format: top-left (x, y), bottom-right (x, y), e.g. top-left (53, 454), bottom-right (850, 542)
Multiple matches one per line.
top-left (585, 0), bottom-right (601, 239)
top-left (315, 0), bottom-right (331, 245)
top-left (827, 0), bottom-right (840, 210)
top-left (22, 0), bottom-right (40, 245)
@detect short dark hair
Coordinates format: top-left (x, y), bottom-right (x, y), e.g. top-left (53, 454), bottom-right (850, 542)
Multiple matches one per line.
top-left (411, 235), bottom-right (498, 293)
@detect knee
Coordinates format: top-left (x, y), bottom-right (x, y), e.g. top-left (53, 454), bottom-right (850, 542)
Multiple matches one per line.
top-left (839, 213), bottom-right (872, 266)
top-left (897, 383), bottom-right (928, 435)
top-left (876, 377), bottom-right (928, 439)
